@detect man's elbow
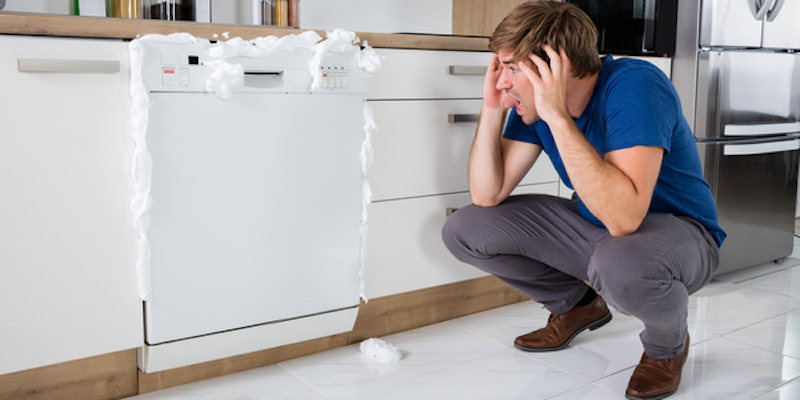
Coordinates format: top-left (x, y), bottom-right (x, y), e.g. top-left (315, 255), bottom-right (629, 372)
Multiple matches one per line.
top-left (606, 217), bottom-right (644, 238)
top-left (471, 193), bottom-right (503, 208)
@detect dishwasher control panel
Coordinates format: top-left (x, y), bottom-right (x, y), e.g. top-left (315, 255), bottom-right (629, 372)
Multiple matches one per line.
top-left (140, 40), bottom-right (366, 95)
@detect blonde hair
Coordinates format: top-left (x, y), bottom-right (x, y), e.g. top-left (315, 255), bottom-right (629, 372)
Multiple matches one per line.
top-left (489, 1), bottom-right (602, 79)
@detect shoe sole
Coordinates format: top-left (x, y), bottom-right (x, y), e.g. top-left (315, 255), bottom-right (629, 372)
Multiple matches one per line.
top-left (513, 311), bottom-right (613, 352)
top-left (625, 388), bottom-right (677, 400)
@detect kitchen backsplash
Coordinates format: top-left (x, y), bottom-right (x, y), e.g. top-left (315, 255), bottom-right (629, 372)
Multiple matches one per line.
top-left (0, 0), bottom-right (453, 35)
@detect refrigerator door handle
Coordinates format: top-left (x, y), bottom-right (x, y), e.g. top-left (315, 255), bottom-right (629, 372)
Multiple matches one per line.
top-left (755, 0), bottom-right (776, 20)
top-left (725, 122), bottom-right (800, 137)
top-left (766, 0), bottom-right (786, 21)
top-left (723, 138), bottom-right (800, 156)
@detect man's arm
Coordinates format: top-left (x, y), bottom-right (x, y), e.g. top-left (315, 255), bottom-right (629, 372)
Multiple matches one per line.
top-left (469, 54), bottom-right (541, 207)
top-left (520, 45), bottom-right (662, 236)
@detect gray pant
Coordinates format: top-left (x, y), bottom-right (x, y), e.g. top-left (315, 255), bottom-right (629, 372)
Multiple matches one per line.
top-left (441, 194), bottom-right (719, 359)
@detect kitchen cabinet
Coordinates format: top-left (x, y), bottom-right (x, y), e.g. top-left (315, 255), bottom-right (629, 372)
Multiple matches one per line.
top-left (0, 34), bottom-right (142, 375)
top-left (364, 49), bottom-right (560, 299)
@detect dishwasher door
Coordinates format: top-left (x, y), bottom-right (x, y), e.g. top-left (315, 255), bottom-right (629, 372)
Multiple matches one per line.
top-left (144, 91), bottom-right (364, 345)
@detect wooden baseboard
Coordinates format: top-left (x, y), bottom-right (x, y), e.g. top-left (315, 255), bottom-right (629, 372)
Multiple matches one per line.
top-left (0, 276), bottom-right (527, 399)
top-left (0, 349), bottom-right (138, 400)
top-left (138, 275), bottom-right (528, 393)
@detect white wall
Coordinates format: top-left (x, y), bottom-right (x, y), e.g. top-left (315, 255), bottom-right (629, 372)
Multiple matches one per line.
top-left (1, 0), bottom-right (71, 14)
top-left (1, 0), bottom-right (454, 35)
top-left (299, 0), bottom-right (451, 34)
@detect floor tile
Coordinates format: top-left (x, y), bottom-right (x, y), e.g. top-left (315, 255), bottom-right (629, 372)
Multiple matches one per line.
top-left (703, 258), bottom-right (800, 290)
top-left (751, 377), bottom-right (800, 399)
top-left (736, 265), bottom-right (800, 299)
top-left (445, 300), bottom-right (551, 348)
top-left (339, 350), bottom-right (589, 400)
top-left (544, 382), bottom-right (624, 400)
top-left (688, 285), bottom-right (800, 336)
top-left (723, 308), bottom-right (800, 360)
top-left (594, 337), bottom-right (800, 400)
top-left (123, 364), bottom-right (327, 400)
top-left (277, 322), bottom-right (507, 399)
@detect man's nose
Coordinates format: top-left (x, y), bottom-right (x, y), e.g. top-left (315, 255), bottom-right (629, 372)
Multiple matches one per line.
top-left (496, 70), bottom-right (511, 91)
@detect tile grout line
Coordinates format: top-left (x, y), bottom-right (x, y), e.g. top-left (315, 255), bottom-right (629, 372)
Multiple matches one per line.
top-left (277, 363), bottom-right (337, 400)
top-left (748, 373), bottom-right (800, 399)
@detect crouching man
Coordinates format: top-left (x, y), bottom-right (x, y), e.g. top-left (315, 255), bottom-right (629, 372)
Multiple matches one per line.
top-left (441, 2), bottom-right (725, 399)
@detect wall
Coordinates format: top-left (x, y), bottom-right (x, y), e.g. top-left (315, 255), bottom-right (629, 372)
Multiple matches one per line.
top-left (1, 0), bottom-right (71, 14)
top-left (299, 0), bottom-right (451, 34)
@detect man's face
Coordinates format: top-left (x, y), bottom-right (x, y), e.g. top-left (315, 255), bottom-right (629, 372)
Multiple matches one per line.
top-left (496, 48), bottom-right (539, 125)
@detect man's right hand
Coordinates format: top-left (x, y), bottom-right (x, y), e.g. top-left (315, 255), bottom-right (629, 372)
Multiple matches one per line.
top-left (483, 53), bottom-right (517, 111)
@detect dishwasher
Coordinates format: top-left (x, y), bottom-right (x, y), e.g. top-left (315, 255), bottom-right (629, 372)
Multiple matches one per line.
top-left (130, 33), bottom-right (372, 372)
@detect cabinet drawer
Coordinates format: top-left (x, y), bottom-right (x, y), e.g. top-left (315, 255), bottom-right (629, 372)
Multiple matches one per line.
top-left (368, 99), bottom-right (560, 201)
top-left (366, 49), bottom-right (491, 100)
top-left (365, 183), bottom-right (559, 299)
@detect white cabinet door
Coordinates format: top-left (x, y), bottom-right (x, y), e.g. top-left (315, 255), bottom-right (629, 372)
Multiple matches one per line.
top-left (369, 99), bottom-right (560, 201)
top-left (367, 49), bottom-right (491, 100)
top-left (365, 183), bottom-right (559, 299)
top-left (0, 35), bottom-right (142, 375)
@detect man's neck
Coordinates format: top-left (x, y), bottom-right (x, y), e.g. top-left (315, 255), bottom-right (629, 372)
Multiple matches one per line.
top-left (566, 72), bottom-right (600, 120)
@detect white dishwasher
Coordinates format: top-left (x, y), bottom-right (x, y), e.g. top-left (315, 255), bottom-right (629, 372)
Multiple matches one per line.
top-left (131, 34), bottom-right (369, 372)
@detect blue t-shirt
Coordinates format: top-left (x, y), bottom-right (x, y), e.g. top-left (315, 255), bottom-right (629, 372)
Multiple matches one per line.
top-left (503, 55), bottom-right (726, 246)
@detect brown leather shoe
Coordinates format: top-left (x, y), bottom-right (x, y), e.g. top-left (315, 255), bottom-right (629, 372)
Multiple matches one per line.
top-left (514, 295), bottom-right (612, 352)
top-left (625, 334), bottom-right (691, 400)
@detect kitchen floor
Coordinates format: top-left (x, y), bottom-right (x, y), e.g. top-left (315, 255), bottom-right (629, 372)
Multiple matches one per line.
top-left (127, 238), bottom-right (800, 400)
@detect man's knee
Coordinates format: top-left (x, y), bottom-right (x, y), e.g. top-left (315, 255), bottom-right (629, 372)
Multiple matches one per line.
top-left (441, 204), bottom-right (482, 261)
top-left (587, 239), bottom-right (666, 312)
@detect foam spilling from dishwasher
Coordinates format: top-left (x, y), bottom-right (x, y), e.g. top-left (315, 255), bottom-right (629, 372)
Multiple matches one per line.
top-left (128, 31), bottom-right (381, 303)
top-left (360, 338), bottom-right (403, 363)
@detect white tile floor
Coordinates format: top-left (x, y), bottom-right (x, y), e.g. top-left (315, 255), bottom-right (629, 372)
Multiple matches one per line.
top-left (126, 239), bottom-right (800, 400)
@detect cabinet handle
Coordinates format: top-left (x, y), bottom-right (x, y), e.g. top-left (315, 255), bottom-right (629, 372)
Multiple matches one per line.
top-left (18, 58), bottom-right (120, 74)
top-left (448, 65), bottom-right (487, 76)
top-left (448, 114), bottom-right (480, 123)
top-left (445, 207), bottom-right (460, 217)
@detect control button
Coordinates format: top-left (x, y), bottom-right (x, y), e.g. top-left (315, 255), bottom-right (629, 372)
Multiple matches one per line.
top-left (180, 68), bottom-right (190, 86)
top-left (321, 71), bottom-right (330, 88)
top-left (334, 72), bottom-right (343, 88)
top-left (162, 67), bottom-right (177, 86)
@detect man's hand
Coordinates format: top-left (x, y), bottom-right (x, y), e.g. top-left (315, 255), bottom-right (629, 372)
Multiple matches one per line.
top-left (483, 53), bottom-right (517, 111)
top-left (517, 45), bottom-right (572, 125)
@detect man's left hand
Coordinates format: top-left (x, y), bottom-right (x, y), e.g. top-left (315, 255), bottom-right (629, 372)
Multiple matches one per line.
top-left (517, 45), bottom-right (572, 125)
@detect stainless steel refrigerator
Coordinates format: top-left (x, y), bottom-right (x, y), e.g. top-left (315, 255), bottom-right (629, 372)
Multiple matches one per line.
top-left (673, 0), bottom-right (800, 274)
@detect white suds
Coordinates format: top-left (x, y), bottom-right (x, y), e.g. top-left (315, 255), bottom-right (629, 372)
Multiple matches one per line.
top-left (360, 338), bottom-right (402, 363)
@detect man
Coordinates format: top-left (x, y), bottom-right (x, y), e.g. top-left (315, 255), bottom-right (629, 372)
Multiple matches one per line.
top-left (441, 2), bottom-right (725, 399)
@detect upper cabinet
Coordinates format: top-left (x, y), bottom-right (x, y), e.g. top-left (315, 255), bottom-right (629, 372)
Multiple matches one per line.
top-left (453, 0), bottom-right (528, 37)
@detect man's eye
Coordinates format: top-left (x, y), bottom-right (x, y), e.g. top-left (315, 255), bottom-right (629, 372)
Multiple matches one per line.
top-left (510, 67), bottom-right (518, 73)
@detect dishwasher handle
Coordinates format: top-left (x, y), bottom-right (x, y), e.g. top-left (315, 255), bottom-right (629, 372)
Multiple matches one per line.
top-left (17, 58), bottom-right (120, 74)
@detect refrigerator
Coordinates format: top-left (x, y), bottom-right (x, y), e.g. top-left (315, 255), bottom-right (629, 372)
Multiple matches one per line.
top-left (673, 0), bottom-right (800, 274)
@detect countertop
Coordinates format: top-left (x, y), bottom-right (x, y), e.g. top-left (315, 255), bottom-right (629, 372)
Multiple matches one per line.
top-left (0, 12), bottom-right (490, 51)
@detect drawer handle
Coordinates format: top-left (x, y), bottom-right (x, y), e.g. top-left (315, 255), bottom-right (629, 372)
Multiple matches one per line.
top-left (445, 207), bottom-right (460, 217)
top-left (18, 58), bottom-right (120, 74)
top-left (448, 65), bottom-right (487, 76)
top-left (448, 114), bottom-right (480, 123)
